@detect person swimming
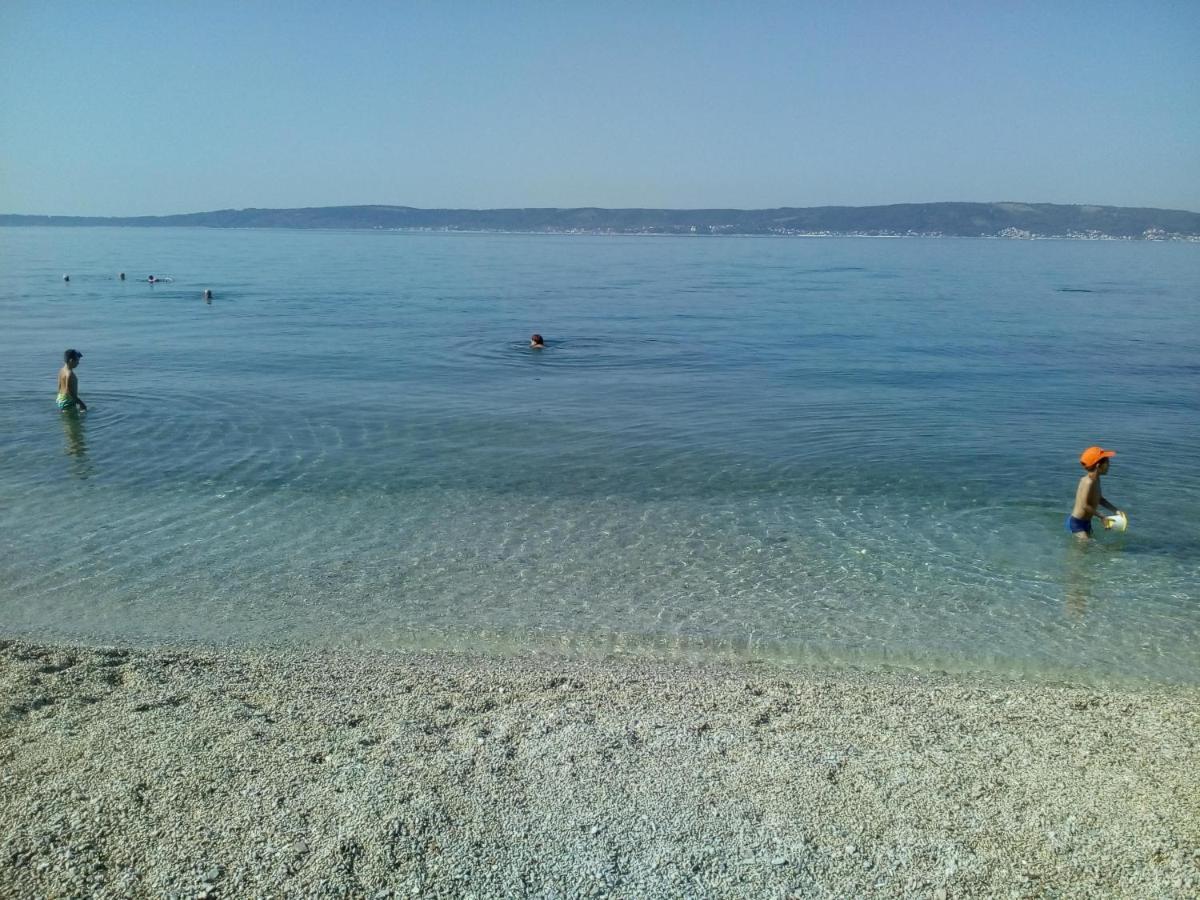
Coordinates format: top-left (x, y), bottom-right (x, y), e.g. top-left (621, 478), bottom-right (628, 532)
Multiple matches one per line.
top-left (530, 333), bottom-right (545, 349)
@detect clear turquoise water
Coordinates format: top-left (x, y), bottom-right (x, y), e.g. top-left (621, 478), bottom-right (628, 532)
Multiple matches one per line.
top-left (2, 226), bottom-right (1198, 683)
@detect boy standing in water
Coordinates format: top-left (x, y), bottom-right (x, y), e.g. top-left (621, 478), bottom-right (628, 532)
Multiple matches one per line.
top-left (1067, 446), bottom-right (1122, 539)
top-left (56, 349), bottom-right (87, 412)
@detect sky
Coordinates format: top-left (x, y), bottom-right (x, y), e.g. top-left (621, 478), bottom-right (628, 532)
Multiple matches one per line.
top-left (1, 1), bottom-right (1197, 216)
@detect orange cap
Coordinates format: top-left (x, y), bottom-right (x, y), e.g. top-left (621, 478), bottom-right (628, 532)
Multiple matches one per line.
top-left (1080, 446), bottom-right (1116, 468)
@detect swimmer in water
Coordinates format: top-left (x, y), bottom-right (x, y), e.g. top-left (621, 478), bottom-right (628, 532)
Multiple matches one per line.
top-left (530, 333), bottom-right (545, 349)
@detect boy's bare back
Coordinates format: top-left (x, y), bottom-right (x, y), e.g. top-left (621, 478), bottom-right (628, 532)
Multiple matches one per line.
top-left (57, 365), bottom-right (75, 398)
top-left (1072, 472), bottom-right (1101, 520)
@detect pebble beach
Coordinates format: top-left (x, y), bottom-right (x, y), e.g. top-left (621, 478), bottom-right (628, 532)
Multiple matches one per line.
top-left (2, 639), bottom-right (1197, 898)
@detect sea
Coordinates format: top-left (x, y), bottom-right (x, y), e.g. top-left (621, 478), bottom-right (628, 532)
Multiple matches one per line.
top-left (2, 226), bottom-right (1197, 684)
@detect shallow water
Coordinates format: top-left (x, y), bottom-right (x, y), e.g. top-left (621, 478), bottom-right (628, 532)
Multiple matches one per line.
top-left (1, 227), bottom-right (1198, 683)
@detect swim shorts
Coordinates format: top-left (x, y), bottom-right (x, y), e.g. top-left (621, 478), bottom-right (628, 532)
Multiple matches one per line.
top-left (1065, 515), bottom-right (1092, 535)
top-left (56, 393), bottom-right (77, 411)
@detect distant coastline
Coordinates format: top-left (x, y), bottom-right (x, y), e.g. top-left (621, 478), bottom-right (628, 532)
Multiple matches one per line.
top-left (3, 201), bottom-right (1199, 240)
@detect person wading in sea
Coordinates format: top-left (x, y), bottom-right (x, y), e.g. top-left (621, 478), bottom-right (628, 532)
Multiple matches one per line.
top-left (56, 349), bottom-right (88, 412)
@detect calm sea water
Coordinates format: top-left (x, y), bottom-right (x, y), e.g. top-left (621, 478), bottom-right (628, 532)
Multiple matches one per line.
top-left (1, 226), bottom-right (1197, 683)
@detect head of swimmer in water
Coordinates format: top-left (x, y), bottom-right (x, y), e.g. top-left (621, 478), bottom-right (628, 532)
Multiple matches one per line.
top-left (63, 349), bottom-right (82, 369)
top-left (530, 334), bottom-right (545, 348)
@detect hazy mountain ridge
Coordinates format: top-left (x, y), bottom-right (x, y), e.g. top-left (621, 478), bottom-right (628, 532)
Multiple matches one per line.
top-left (3, 202), bottom-right (1199, 238)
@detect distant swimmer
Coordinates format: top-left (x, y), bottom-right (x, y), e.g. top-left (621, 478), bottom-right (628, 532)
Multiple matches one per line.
top-left (56, 349), bottom-right (87, 412)
top-left (530, 333), bottom-right (546, 349)
top-left (148, 275), bottom-right (156, 283)
top-left (63, 275), bottom-right (70, 282)
top-left (203, 288), bottom-right (213, 302)
top-left (119, 272), bottom-right (126, 281)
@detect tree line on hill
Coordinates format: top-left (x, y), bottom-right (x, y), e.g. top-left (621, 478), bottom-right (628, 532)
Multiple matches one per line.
top-left (3, 202), bottom-right (1198, 238)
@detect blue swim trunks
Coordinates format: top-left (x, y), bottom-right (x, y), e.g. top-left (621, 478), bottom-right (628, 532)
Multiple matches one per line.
top-left (1065, 515), bottom-right (1092, 535)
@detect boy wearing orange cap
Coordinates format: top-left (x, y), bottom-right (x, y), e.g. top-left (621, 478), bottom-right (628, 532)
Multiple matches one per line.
top-left (1067, 446), bottom-right (1123, 539)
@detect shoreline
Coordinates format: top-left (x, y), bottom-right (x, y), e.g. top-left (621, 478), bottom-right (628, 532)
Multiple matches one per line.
top-left (2, 639), bottom-right (1197, 898)
top-left (5, 621), bottom-right (1190, 692)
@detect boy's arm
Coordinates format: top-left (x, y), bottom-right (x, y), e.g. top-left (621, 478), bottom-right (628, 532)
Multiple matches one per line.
top-left (1098, 496), bottom-right (1124, 529)
top-left (1075, 480), bottom-right (1113, 520)
top-left (68, 373), bottom-right (87, 409)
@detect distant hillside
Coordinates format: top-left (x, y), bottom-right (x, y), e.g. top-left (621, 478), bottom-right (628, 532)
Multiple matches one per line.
top-left (3, 202), bottom-right (1199, 239)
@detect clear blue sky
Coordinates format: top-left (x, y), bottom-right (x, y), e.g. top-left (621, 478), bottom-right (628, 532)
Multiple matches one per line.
top-left (2, 1), bottom-right (1197, 216)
